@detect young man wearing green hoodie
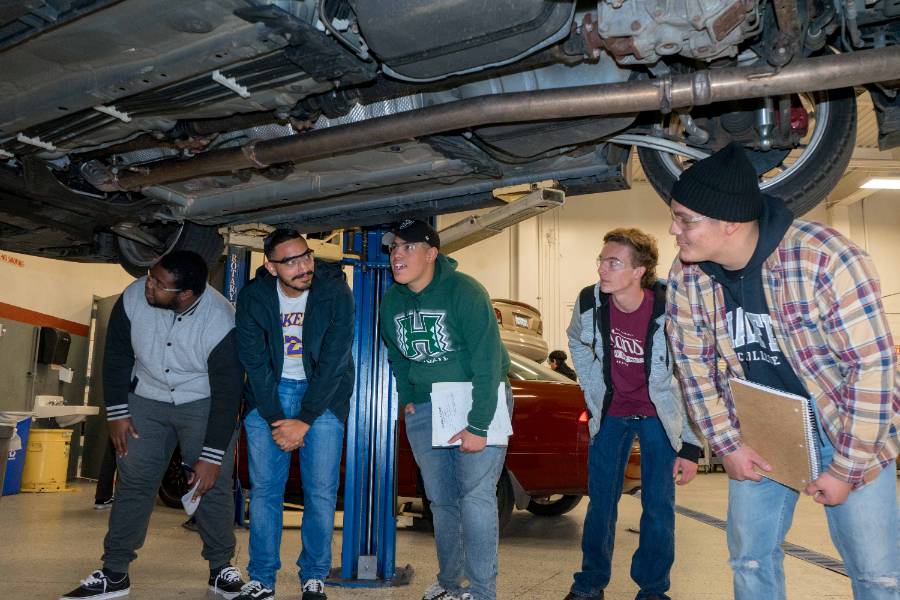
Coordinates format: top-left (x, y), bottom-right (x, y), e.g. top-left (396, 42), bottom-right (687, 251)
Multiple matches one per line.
top-left (379, 219), bottom-right (510, 600)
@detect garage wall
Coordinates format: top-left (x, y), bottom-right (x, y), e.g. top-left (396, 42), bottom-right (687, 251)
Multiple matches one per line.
top-left (841, 192), bottom-right (900, 336)
top-left (0, 251), bottom-right (132, 416)
top-left (0, 251), bottom-right (134, 327)
top-left (439, 183), bottom-right (900, 358)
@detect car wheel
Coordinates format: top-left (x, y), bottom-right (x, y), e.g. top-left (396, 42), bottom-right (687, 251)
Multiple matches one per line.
top-left (638, 87), bottom-right (856, 217)
top-left (525, 494), bottom-right (583, 516)
top-left (158, 447), bottom-right (189, 509)
top-left (116, 221), bottom-right (224, 278)
top-left (496, 468), bottom-right (515, 533)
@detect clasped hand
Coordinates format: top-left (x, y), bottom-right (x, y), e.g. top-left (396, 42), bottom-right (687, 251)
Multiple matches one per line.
top-left (271, 418), bottom-right (310, 452)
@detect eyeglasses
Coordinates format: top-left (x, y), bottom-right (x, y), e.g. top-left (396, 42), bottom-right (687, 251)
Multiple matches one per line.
top-left (670, 208), bottom-right (710, 229)
top-left (387, 242), bottom-right (424, 254)
top-left (596, 256), bottom-right (628, 271)
top-left (146, 270), bottom-right (183, 293)
top-left (269, 248), bottom-right (315, 267)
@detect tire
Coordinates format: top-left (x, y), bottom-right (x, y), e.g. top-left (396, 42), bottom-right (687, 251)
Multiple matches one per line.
top-left (158, 447), bottom-right (189, 509)
top-left (496, 468), bottom-right (515, 533)
top-left (418, 467), bottom-right (516, 533)
top-left (117, 221), bottom-right (224, 278)
top-left (525, 494), bottom-right (582, 517)
top-left (638, 88), bottom-right (857, 217)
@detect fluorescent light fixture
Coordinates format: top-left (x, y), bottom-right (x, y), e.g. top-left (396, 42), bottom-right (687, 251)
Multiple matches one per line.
top-left (860, 178), bottom-right (900, 189)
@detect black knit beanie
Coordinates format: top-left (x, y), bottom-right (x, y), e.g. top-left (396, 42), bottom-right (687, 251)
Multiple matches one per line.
top-left (670, 142), bottom-right (763, 222)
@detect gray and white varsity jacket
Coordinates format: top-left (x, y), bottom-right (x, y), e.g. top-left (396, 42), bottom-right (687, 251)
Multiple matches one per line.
top-left (102, 277), bottom-right (242, 465)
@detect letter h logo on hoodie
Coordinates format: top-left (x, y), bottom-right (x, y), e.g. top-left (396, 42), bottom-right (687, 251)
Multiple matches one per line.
top-left (394, 311), bottom-right (450, 361)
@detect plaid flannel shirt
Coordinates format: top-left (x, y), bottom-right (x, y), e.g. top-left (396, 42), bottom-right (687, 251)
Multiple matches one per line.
top-left (666, 219), bottom-right (899, 487)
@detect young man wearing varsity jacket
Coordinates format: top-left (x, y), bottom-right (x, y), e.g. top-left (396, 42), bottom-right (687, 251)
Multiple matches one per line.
top-left (666, 142), bottom-right (900, 600)
top-left (62, 251), bottom-right (245, 600)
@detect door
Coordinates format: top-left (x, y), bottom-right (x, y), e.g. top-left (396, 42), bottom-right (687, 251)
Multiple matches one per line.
top-left (0, 320), bottom-right (38, 412)
top-left (79, 294), bottom-right (119, 479)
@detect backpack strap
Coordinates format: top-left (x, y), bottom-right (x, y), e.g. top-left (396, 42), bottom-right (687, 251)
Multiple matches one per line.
top-left (578, 284), bottom-right (599, 361)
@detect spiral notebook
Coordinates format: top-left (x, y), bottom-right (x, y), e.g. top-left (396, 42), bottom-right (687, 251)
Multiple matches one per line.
top-left (729, 378), bottom-right (822, 491)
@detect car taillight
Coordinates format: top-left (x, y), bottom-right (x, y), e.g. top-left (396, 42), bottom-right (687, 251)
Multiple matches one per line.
top-left (578, 410), bottom-right (589, 423)
top-left (494, 308), bottom-right (502, 324)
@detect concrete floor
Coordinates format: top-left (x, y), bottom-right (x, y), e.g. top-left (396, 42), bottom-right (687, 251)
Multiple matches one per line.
top-left (2, 472), bottom-right (892, 599)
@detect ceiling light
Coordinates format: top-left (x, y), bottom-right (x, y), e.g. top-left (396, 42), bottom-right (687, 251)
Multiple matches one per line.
top-left (860, 178), bottom-right (900, 189)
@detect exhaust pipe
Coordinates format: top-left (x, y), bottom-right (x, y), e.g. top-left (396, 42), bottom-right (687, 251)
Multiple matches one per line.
top-left (105, 46), bottom-right (900, 192)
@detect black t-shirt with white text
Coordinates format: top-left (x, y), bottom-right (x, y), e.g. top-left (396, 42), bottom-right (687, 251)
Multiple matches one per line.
top-left (717, 270), bottom-right (807, 398)
top-left (699, 194), bottom-right (808, 399)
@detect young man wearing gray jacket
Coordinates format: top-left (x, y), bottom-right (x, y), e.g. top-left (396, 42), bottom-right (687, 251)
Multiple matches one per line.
top-left (62, 251), bottom-right (245, 600)
top-left (564, 228), bottom-right (701, 600)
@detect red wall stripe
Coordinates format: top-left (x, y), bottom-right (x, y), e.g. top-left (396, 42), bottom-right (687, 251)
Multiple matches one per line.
top-left (0, 301), bottom-right (90, 337)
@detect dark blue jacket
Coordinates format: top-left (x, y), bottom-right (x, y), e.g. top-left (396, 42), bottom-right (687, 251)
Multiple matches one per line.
top-left (235, 259), bottom-right (355, 425)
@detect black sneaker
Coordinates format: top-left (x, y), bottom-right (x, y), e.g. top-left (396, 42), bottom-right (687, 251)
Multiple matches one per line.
top-left (60, 570), bottom-right (130, 599)
top-left (93, 497), bottom-right (114, 510)
top-left (209, 565), bottom-right (245, 599)
top-left (234, 580), bottom-right (276, 600)
top-left (564, 592), bottom-right (604, 600)
top-left (301, 578), bottom-right (327, 600)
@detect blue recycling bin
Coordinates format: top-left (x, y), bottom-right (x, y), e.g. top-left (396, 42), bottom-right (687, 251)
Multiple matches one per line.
top-left (2, 417), bottom-right (32, 496)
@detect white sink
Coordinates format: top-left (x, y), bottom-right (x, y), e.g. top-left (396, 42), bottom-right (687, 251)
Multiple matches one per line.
top-left (32, 395), bottom-right (100, 425)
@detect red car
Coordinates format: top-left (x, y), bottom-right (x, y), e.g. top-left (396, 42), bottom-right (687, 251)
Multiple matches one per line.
top-left (234, 352), bottom-right (641, 530)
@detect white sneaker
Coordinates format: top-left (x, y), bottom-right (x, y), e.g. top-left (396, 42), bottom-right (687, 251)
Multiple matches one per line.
top-left (422, 582), bottom-right (465, 600)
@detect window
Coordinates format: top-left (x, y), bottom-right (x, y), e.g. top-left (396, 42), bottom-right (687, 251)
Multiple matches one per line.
top-left (508, 352), bottom-right (573, 383)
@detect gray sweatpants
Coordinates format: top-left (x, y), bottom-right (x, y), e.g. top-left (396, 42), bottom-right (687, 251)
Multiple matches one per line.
top-left (102, 393), bottom-right (237, 573)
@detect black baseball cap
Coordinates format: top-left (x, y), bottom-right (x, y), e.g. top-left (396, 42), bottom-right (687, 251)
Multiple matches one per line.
top-left (381, 219), bottom-right (440, 249)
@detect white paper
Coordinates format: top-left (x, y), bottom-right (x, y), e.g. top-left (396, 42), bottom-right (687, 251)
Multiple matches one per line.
top-left (57, 367), bottom-right (74, 383)
top-left (0, 411), bottom-right (33, 453)
top-left (181, 481), bottom-right (202, 516)
top-left (430, 382), bottom-right (512, 447)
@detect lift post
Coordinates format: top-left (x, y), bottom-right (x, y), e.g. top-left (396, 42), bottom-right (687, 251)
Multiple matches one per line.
top-left (222, 244), bottom-right (252, 527)
top-left (331, 228), bottom-right (412, 587)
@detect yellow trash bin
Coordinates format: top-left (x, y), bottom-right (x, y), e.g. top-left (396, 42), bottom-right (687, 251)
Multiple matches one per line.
top-left (20, 429), bottom-right (72, 493)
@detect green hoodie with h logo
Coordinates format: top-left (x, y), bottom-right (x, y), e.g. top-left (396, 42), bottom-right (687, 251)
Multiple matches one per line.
top-left (379, 254), bottom-right (510, 436)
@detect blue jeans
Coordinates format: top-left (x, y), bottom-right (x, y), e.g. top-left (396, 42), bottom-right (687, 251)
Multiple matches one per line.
top-left (571, 416), bottom-right (676, 600)
top-left (243, 378), bottom-right (345, 589)
top-left (404, 401), bottom-right (507, 600)
top-left (727, 419), bottom-right (900, 600)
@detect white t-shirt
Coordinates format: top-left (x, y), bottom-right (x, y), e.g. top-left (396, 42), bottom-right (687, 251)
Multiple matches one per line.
top-left (277, 283), bottom-right (308, 381)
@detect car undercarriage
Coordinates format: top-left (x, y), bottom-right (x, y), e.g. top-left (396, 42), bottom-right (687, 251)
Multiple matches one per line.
top-left (1, 0), bottom-right (898, 274)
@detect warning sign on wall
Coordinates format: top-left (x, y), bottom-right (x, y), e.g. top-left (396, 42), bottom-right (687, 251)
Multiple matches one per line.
top-left (0, 253), bottom-right (25, 268)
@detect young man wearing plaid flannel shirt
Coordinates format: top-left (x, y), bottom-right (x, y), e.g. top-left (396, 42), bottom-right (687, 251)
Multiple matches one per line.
top-left (665, 143), bottom-right (899, 600)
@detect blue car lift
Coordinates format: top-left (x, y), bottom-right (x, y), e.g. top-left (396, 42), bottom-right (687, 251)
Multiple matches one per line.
top-left (223, 228), bottom-right (411, 587)
top-left (331, 229), bottom-right (412, 587)
top-left (223, 244), bottom-right (251, 528)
